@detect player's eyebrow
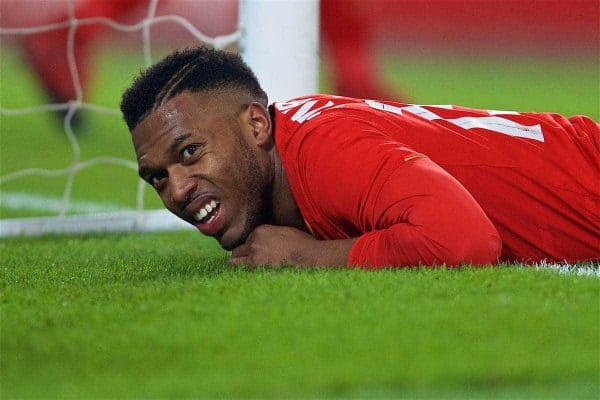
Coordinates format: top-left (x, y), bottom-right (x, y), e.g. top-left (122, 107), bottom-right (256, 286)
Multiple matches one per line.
top-left (169, 133), bottom-right (192, 153)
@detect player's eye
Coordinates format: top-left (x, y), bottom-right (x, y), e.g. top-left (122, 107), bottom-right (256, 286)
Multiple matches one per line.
top-left (181, 145), bottom-right (198, 161)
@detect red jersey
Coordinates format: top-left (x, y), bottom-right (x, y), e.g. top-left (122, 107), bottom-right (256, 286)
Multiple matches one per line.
top-left (272, 95), bottom-right (600, 267)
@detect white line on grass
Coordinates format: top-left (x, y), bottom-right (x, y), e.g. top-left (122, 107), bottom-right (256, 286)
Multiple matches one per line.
top-left (0, 192), bottom-right (194, 237)
top-left (0, 191), bottom-right (131, 214)
top-left (533, 261), bottom-right (600, 278)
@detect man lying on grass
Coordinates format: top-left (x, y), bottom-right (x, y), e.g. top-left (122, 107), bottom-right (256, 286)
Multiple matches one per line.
top-left (120, 47), bottom-right (599, 268)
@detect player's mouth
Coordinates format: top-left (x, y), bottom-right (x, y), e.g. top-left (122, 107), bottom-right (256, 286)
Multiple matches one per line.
top-left (189, 197), bottom-right (226, 237)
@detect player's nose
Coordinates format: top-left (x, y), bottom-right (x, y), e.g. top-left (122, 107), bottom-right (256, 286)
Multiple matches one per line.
top-left (168, 165), bottom-right (195, 205)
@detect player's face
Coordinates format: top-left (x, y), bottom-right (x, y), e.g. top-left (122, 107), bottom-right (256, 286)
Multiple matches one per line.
top-left (132, 91), bottom-right (272, 250)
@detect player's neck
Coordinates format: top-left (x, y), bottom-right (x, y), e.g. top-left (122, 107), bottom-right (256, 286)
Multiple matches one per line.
top-left (269, 148), bottom-right (303, 230)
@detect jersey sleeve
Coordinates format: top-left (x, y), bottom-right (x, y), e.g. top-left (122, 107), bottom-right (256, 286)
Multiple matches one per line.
top-left (294, 117), bottom-right (502, 268)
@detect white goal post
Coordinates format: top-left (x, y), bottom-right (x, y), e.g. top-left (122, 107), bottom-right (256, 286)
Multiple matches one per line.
top-left (0, 0), bottom-right (319, 237)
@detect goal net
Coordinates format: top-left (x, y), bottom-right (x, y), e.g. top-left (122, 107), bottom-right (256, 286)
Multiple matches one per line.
top-left (0, 0), bottom-right (319, 237)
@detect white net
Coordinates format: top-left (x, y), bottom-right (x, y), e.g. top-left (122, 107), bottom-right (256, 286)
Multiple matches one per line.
top-left (0, 0), bottom-right (241, 236)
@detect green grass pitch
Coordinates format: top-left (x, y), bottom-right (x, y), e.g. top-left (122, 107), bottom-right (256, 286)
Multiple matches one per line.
top-left (1, 47), bottom-right (599, 398)
top-left (1, 233), bottom-right (599, 398)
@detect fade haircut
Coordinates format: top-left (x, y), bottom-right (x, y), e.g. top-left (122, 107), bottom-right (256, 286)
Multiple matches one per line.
top-left (120, 46), bottom-right (268, 131)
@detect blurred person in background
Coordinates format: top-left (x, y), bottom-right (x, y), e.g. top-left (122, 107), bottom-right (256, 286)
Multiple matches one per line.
top-left (0, 0), bottom-right (397, 108)
top-left (0, 0), bottom-right (228, 107)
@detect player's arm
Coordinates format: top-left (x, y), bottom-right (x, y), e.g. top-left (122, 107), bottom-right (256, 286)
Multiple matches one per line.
top-left (345, 156), bottom-right (502, 267)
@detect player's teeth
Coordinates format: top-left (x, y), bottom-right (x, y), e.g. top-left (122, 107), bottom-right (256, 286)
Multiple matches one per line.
top-left (194, 200), bottom-right (220, 223)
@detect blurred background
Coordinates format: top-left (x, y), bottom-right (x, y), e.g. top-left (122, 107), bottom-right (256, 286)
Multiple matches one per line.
top-left (1, 0), bottom-right (598, 219)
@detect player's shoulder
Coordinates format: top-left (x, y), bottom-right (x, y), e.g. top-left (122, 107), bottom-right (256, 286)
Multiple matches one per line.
top-left (273, 94), bottom-right (375, 157)
top-left (272, 93), bottom-right (385, 128)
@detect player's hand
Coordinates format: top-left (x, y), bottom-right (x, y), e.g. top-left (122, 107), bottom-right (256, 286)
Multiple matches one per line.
top-left (229, 224), bottom-right (321, 267)
top-left (229, 225), bottom-right (357, 268)
top-left (229, 225), bottom-right (319, 266)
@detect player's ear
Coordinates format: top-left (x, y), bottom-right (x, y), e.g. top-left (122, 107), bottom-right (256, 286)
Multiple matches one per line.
top-left (246, 102), bottom-right (273, 149)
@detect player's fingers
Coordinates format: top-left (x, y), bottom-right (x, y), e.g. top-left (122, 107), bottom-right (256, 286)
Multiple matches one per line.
top-left (231, 242), bottom-right (250, 258)
top-left (228, 256), bottom-right (249, 266)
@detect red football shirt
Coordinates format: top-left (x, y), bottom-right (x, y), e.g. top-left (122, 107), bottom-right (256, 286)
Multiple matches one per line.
top-left (272, 95), bottom-right (600, 267)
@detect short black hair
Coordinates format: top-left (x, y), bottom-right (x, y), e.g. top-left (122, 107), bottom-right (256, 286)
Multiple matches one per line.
top-left (120, 46), bottom-right (268, 131)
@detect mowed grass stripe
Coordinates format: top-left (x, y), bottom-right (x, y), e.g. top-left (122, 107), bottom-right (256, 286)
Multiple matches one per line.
top-left (1, 232), bottom-right (598, 398)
